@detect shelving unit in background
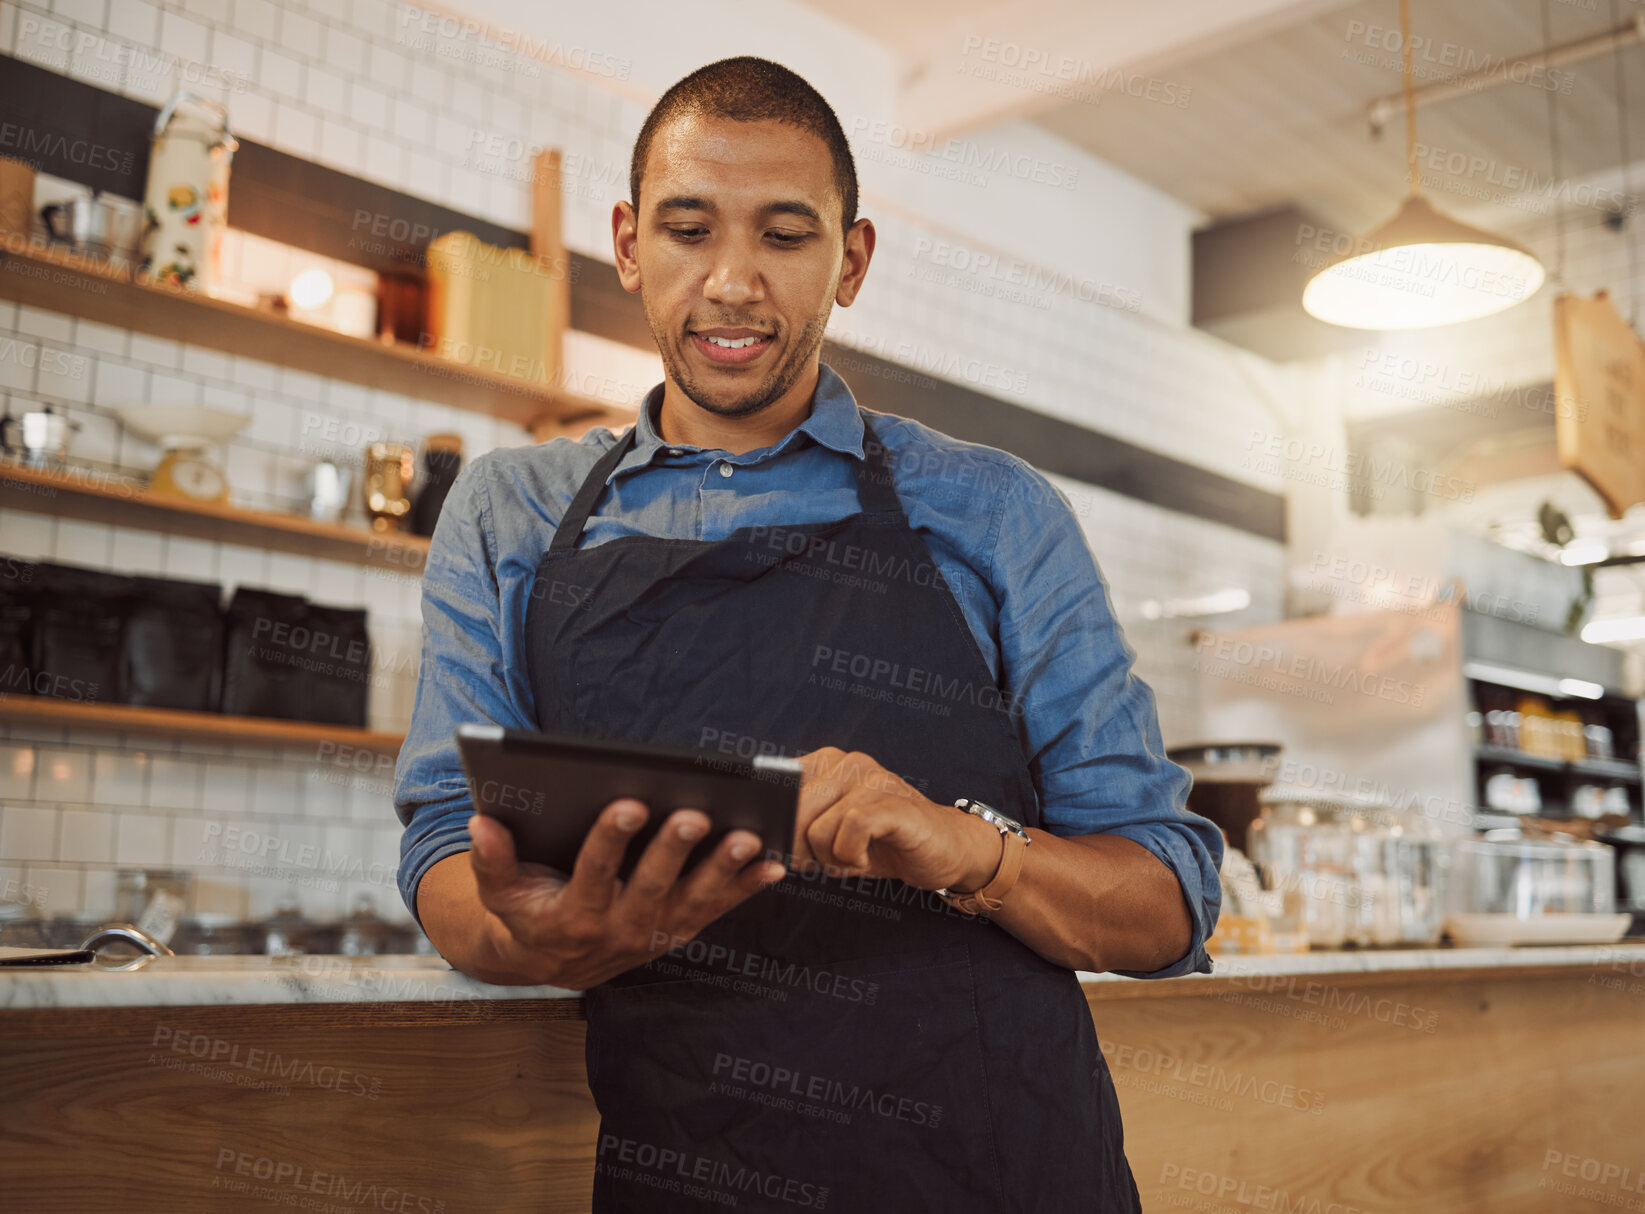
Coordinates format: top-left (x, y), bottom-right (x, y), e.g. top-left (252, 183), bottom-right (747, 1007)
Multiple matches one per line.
top-left (0, 147), bottom-right (627, 756)
top-left (0, 236), bottom-right (632, 437)
top-left (0, 695), bottom-right (403, 754)
top-left (0, 461), bottom-right (431, 571)
top-left (1474, 742), bottom-right (1642, 785)
top-left (1471, 683), bottom-right (1643, 819)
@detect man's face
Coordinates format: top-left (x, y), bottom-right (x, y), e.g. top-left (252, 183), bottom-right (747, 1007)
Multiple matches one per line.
top-left (616, 115), bottom-right (864, 419)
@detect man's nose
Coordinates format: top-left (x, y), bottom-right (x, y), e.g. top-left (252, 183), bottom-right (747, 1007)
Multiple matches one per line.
top-left (703, 244), bottom-right (765, 306)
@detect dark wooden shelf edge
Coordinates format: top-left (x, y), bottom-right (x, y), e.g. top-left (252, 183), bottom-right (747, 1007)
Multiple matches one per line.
top-left (0, 695), bottom-right (403, 753)
top-left (1, 464), bottom-right (432, 570)
top-left (1475, 745), bottom-right (1642, 784)
top-left (0, 234), bottom-right (629, 429)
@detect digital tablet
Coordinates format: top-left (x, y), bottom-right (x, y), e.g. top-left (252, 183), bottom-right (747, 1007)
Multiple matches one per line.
top-left (455, 724), bottom-right (802, 877)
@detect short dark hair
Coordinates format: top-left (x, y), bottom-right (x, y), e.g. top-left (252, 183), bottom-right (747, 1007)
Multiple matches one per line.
top-left (629, 56), bottom-right (858, 233)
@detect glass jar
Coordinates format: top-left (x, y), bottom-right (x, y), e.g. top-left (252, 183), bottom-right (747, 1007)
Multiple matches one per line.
top-left (1249, 788), bottom-right (1360, 948)
top-left (172, 913), bottom-right (252, 955)
top-left (335, 893), bottom-right (392, 956)
top-left (1249, 787), bottom-right (1443, 948)
top-left (257, 895), bottom-right (322, 956)
top-left (1441, 831), bottom-right (1616, 918)
top-left (1351, 801), bottom-right (1444, 946)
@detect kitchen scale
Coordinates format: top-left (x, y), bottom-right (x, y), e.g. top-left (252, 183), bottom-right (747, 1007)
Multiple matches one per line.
top-left (114, 403), bottom-right (251, 503)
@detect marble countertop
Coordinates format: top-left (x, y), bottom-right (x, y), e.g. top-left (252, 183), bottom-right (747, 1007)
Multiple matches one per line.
top-left (3, 941), bottom-right (1642, 1010)
top-left (0, 953), bottom-right (582, 1011)
top-left (1079, 939), bottom-right (1645, 985)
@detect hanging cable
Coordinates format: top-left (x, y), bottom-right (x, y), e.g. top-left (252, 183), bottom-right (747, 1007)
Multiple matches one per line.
top-left (1541, 0), bottom-right (1567, 286)
top-left (1611, 0), bottom-right (1639, 326)
top-left (1401, 0), bottom-right (1421, 196)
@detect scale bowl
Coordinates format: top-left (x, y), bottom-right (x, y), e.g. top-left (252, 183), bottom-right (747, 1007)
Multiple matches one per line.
top-left (114, 403), bottom-right (252, 450)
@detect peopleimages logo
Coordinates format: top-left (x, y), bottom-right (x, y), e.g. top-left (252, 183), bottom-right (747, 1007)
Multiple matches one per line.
top-left (1105, 1042), bottom-right (1327, 1115)
top-left (596, 1134), bottom-right (830, 1209)
top-left (1157, 1164), bottom-right (1378, 1214)
top-left (0, 119), bottom-right (136, 176)
top-left (710, 1052), bottom-right (944, 1129)
top-left (957, 36), bottom-right (1193, 108)
top-left (396, 6), bottom-right (632, 78)
top-left (1292, 222), bottom-right (1533, 301)
top-left (848, 117), bottom-right (1080, 190)
top-left (1243, 430), bottom-right (1474, 505)
top-left (1195, 634), bottom-right (1428, 707)
top-left (212, 1148), bottom-right (446, 1212)
top-left (649, 932), bottom-right (880, 1005)
top-left (1343, 18), bottom-right (1574, 95)
top-left (809, 645), bottom-right (1028, 718)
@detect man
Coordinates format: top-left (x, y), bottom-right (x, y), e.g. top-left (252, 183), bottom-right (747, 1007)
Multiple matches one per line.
top-left (395, 55), bottom-right (1221, 1213)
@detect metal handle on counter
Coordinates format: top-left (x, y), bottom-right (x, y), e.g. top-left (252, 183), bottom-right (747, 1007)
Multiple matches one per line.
top-left (79, 923), bottom-right (176, 970)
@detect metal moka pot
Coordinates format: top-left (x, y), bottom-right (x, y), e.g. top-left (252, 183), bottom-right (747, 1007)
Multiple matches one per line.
top-left (40, 192), bottom-right (143, 264)
top-left (0, 405), bottom-right (80, 466)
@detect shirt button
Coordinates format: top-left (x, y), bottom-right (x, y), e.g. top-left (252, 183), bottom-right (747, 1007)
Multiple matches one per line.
top-left (718, 463), bottom-right (734, 478)
top-left (667, 447), bottom-right (684, 456)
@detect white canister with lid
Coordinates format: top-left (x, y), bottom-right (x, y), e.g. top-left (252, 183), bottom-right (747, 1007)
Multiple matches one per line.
top-left (139, 92), bottom-right (237, 291)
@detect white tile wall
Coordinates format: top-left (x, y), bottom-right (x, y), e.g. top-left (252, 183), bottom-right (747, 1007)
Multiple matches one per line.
top-left (0, 0), bottom-right (1293, 925)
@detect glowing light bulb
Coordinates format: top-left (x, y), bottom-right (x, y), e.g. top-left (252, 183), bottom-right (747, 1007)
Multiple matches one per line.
top-left (288, 268), bottom-right (335, 310)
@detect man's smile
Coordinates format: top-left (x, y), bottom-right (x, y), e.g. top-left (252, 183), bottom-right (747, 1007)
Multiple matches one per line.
top-left (690, 326), bottom-right (776, 366)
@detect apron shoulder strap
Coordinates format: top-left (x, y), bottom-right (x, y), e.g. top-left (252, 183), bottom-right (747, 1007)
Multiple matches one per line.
top-left (550, 425), bottom-right (638, 552)
top-left (853, 412), bottom-right (906, 520)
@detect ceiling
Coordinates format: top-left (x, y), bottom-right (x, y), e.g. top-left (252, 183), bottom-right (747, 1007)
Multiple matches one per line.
top-left (1035, 0), bottom-right (1645, 235)
top-left (797, 0), bottom-right (1361, 152)
top-left (801, 0), bottom-right (1645, 235)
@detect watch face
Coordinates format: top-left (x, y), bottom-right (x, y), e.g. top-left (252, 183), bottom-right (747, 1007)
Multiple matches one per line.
top-left (980, 807), bottom-right (1025, 833)
top-left (960, 799), bottom-right (1029, 837)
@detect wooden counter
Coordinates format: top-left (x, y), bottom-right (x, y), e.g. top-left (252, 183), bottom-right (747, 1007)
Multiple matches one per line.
top-left (2, 946), bottom-right (1642, 1212)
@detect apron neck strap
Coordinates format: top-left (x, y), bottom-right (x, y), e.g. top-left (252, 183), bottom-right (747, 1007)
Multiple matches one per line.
top-left (852, 412), bottom-right (904, 518)
top-left (550, 425), bottom-right (638, 553)
top-left (549, 409), bottom-right (906, 553)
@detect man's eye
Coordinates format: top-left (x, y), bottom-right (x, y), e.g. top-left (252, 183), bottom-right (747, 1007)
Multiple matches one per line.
top-left (669, 227), bottom-right (707, 240)
top-left (767, 232), bottom-right (809, 246)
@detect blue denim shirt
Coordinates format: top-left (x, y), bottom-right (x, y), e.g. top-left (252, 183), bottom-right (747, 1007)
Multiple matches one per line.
top-left (394, 363), bottom-right (1221, 977)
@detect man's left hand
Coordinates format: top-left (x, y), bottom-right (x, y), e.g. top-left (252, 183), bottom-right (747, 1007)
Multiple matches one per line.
top-left (792, 747), bottom-right (1002, 892)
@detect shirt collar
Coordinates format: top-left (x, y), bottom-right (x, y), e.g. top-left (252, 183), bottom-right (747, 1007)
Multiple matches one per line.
top-left (616, 362), bottom-right (866, 480)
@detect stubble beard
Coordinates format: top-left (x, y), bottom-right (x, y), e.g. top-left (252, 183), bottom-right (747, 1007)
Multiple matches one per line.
top-left (652, 309), bottom-right (830, 420)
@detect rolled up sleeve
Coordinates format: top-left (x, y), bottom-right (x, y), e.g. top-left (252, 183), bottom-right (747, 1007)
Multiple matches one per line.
top-left (393, 456), bottom-right (537, 926)
top-left (989, 460), bottom-right (1223, 978)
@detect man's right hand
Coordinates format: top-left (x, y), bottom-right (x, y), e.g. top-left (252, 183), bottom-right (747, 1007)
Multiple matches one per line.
top-left (453, 799), bottom-right (787, 989)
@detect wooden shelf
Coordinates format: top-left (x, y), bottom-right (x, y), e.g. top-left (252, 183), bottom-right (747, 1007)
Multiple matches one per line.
top-left (1475, 744), bottom-right (1642, 784)
top-left (0, 694), bottom-right (403, 754)
top-left (0, 235), bottom-right (631, 433)
top-left (0, 460), bottom-right (432, 570)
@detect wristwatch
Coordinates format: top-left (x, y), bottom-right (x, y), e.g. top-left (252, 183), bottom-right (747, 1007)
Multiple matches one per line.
top-left (935, 798), bottom-right (1031, 916)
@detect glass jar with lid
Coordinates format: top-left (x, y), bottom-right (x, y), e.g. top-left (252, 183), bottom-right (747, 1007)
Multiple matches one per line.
top-left (172, 913), bottom-right (252, 955)
top-left (1249, 786), bottom-right (1444, 948)
top-left (1441, 830), bottom-right (1616, 918)
top-left (335, 893), bottom-right (393, 956)
top-left (257, 894), bottom-right (324, 956)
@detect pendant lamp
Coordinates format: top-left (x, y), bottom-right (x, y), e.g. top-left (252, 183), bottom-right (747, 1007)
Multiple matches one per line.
top-left (1302, 0), bottom-right (1546, 329)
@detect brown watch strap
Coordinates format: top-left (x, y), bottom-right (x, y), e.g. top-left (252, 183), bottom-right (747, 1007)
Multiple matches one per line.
top-left (944, 827), bottom-right (1029, 916)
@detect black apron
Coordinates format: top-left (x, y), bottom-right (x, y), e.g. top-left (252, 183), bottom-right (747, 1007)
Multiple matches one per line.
top-left (525, 412), bottom-right (1140, 1213)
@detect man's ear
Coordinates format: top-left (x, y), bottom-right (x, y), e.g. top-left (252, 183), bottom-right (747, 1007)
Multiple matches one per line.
top-left (613, 200), bottom-right (642, 294)
top-left (836, 217), bottom-right (875, 308)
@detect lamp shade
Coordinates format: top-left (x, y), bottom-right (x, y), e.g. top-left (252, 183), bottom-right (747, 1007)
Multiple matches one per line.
top-left (1302, 194), bottom-right (1545, 329)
